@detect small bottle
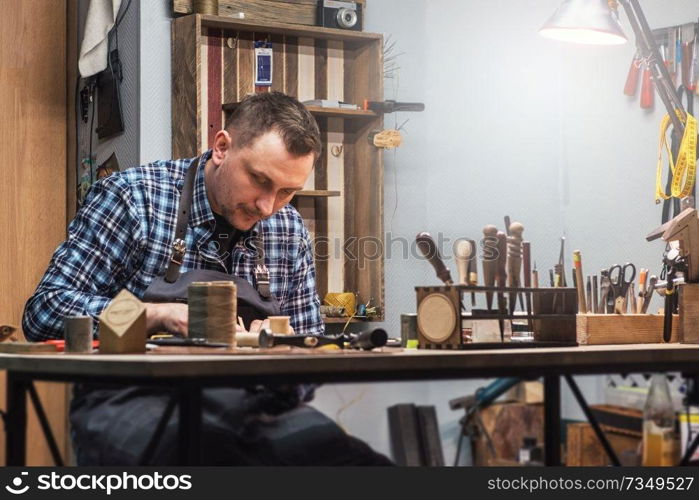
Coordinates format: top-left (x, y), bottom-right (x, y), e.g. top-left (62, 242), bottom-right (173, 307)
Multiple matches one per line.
top-left (642, 374), bottom-right (676, 466)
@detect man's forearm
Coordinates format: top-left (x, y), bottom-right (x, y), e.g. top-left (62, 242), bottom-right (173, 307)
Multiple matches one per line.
top-left (22, 288), bottom-right (112, 341)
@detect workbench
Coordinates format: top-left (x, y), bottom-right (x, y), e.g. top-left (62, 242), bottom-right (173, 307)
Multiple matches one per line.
top-left (3, 343), bottom-right (699, 466)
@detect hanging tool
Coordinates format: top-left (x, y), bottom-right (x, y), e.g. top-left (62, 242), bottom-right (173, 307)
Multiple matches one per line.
top-left (624, 50), bottom-right (642, 96)
top-left (506, 222), bottom-right (524, 314)
top-left (416, 232), bottom-right (453, 285)
top-left (608, 262), bottom-right (637, 314)
top-left (482, 225), bottom-right (498, 310)
top-left (640, 57), bottom-right (654, 109)
top-left (681, 23), bottom-right (695, 90)
top-left (573, 250), bottom-right (587, 314)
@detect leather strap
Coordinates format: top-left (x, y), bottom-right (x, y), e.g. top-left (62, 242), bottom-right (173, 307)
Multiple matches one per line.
top-left (164, 157), bottom-right (200, 283)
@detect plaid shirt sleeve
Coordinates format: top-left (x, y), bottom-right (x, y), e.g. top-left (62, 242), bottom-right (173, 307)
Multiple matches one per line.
top-left (22, 175), bottom-right (144, 341)
top-left (282, 223), bottom-right (324, 336)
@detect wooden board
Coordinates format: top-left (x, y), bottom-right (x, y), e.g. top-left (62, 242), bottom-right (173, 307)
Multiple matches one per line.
top-left (172, 14), bottom-right (201, 157)
top-left (577, 314), bottom-right (679, 345)
top-left (0, 0), bottom-right (71, 465)
top-left (174, 0), bottom-right (366, 27)
top-left (680, 283), bottom-right (699, 343)
top-left (566, 422), bottom-right (641, 466)
top-left (472, 402), bottom-right (543, 466)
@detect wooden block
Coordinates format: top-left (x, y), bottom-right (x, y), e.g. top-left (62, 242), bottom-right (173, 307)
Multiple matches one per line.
top-left (99, 290), bottom-right (147, 354)
top-left (416, 287), bottom-right (461, 349)
top-left (174, 0), bottom-right (366, 26)
top-left (473, 402), bottom-right (543, 466)
top-left (532, 288), bottom-right (577, 342)
top-left (577, 314), bottom-right (679, 345)
top-left (590, 404), bottom-right (642, 437)
top-left (680, 283), bottom-right (699, 343)
top-left (566, 422), bottom-right (641, 466)
top-left (505, 381), bottom-right (544, 404)
top-left (387, 403), bottom-right (422, 466)
top-left (0, 343), bottom-right (57, 354)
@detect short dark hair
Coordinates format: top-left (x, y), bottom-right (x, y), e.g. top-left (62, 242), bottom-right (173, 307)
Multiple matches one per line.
top-left (225, 91), bottom-right (322, 159)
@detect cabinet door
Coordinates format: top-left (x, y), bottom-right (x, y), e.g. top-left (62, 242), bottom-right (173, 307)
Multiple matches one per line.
top-left (0, 0), bottom-right (71, 465)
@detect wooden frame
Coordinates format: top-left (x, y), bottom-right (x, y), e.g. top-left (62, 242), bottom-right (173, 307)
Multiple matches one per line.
top-left (172, 14), bottom-right (384, 322)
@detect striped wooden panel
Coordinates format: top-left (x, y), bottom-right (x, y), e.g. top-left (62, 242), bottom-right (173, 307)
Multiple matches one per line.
top-left (207, 29), bottom-right (223, 147)
top-left (271, 34), bottom-right (285, 92)
top-left (314, 118), bottom-right (329, 301)
top-left (199, 31), bottom-right (209, 153)
top-left (297, 37), bottom-right (315, 190)
top-left (222, 32), bottom-right (239, 121)
top-left (237, 31), bottom-right (255, 97)
top-left (325, 40), bottom-right (345, 294)
top-left (284, 36), bottom-right (299, 97)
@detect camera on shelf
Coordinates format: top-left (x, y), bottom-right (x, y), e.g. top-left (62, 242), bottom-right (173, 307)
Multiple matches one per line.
top-left (317, 0), bottom-right (363, 31)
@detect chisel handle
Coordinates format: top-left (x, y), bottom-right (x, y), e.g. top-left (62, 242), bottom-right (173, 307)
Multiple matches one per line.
top-left (624, 56), bottom-right (641, 96)
top-left (640, 65), bottom-right (654, 109)
top-left (416, 232), bottom-right (453, 285)
top-left (454, 240), bottom-right (473, 285)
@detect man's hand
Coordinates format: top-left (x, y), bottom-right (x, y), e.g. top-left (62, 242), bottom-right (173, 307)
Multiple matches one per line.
top-left (144, 303), bottom-right (188, 336)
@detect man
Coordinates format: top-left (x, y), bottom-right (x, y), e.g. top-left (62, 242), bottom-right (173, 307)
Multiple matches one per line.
top-left (23, 92), bottom-right (391, 465)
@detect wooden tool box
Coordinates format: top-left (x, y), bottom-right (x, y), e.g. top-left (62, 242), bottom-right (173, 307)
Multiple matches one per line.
top-left (415, 285), bottom-right (577, 349)
top-left (576, 314), bottom-right (679, 345)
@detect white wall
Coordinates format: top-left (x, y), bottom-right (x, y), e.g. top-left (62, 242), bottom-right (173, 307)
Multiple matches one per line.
top-left (312, 0), bottom-right (698, 462)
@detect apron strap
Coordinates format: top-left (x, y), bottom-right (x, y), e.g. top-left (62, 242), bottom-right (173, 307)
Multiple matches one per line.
top-left (164, 157), bottom-right (200, 283)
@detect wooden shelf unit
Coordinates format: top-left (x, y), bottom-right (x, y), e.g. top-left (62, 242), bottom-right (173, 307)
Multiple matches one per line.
top-left (172, 14), bottom-right (385, 321)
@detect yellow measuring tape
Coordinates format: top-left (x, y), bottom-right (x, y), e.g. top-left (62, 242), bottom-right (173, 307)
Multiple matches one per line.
top-left (655, 110), bottom-right (698, 202)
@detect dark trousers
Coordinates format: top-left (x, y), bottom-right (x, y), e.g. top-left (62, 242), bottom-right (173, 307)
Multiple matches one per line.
top-left (70, 386), bottom-right (393, 466)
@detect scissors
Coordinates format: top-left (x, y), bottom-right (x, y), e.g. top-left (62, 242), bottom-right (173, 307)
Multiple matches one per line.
top-left (608, 263), bottom-right (637, 313)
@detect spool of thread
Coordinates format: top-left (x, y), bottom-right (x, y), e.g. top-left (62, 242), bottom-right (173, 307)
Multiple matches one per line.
top-left (269, 316), bottom-right (292, 335)
top-left (188, 282), bottom-right (211, 340)
top-left (64, 316), bottom-right (94, 353)
top-left (206, 281), bottom-right (237, 347)
top-left (193, 0), bottom-right (218, 15)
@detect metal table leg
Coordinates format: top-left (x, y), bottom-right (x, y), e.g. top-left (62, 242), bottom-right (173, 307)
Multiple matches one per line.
top-left (178, 383), bottom-right (202, 465)
top-left (5, 372), bottom-right (29, 466)
top-left (544, 375), bottom-right (561, 466)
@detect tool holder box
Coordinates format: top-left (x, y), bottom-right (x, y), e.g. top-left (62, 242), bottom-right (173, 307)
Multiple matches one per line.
top-left (576, 314), bottom-right (679, 345)
top-left (414, 285), bottom-right (577, 349)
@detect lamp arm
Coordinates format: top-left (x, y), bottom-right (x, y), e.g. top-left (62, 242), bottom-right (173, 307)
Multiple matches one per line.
top-left (619, 0), bottom-right (686, 139)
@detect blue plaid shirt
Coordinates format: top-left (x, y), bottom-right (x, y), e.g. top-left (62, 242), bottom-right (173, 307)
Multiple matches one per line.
top-left (23, 151), bottom-right (324, 340)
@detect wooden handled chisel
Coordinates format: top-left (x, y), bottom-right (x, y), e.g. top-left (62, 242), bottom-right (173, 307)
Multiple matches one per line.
top-left (416, 232), bottom-right (453, 285)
